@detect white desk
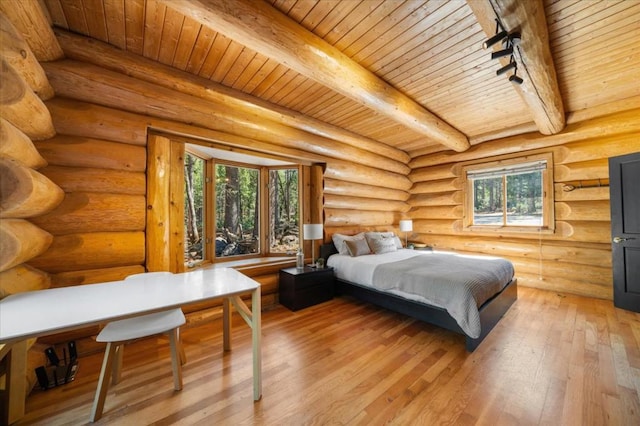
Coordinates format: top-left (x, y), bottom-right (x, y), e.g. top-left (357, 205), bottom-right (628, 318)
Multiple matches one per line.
top-left (0, 267), bottom-right (262, 424)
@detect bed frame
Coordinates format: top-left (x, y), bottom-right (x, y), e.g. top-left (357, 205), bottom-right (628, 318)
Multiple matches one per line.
top-left (320, 243), bottom-right (518, 352)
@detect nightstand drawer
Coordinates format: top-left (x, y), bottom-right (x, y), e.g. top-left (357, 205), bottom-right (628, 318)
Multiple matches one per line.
top-left (279, 267), bottom-right (335, 311)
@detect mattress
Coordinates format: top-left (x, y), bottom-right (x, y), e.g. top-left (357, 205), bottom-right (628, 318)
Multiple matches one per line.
top-left (327, 249), bottom-right (514, 338)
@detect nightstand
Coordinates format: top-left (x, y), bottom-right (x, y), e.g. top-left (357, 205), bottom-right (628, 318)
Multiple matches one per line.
top-left (279, 267), bottom-right (335, 311)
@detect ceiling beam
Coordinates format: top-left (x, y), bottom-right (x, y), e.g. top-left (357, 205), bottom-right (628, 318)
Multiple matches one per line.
top-left (160, 0), bottom-right (470, 152)
top-left (467, 0), bottom-right (565, 135)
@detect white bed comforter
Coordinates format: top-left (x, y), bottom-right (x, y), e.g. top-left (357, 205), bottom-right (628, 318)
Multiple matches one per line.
top-left (327, 249), bottom-right (514, 338)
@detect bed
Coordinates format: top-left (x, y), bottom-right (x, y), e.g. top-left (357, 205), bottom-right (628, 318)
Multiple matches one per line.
top-left (320, 234), bottom-right (517, 352)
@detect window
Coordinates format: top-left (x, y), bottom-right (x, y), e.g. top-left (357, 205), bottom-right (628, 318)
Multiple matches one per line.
top-left (463, 153), bottom-right (554, 233)
top-left (268, 168), bottom-right (300, 254)
top-left (215, 164), bottom-right (260, 258)
top-left (182, 147), bottom-right (303, 266)
top-left (184, 153), bottom-right (206, 266)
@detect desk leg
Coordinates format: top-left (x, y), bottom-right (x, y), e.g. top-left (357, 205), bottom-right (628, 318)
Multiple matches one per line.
top-left (223, 298), bottom-right (232, 351)
top-left (251, 287), bottom-right (262, 401)
top-left (1, 340), bottom-right (27, 425)
top-left (228, 289), bottom-right (262, 401)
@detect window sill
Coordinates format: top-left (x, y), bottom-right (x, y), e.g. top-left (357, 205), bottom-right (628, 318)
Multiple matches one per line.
top-left (463, 225), bottom-right (555, 235)
top-left (193, 257), bottom-right (296, 276)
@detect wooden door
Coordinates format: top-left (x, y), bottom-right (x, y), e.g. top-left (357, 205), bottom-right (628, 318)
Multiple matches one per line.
top-left (609, 152), bottom-right (640, 312)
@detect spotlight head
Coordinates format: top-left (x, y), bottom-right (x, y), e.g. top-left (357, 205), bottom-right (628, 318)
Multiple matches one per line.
top-left (496, 61), bottom-right (516, 76)
top-left (482, 30), bottom-right (508, 49)
top-left (491, 46), bottom-right (513, 59)
top-left (509, 74), bottom-right (523, 84)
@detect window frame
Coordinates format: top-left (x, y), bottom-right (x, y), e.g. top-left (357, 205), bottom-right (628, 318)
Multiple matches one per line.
top-left (204, 158), bottom-right (304, 264)
top-left (462, 152), bottom-right (555, 234)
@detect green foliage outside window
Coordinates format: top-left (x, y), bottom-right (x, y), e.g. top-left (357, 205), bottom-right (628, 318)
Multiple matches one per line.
top-left (473, 170), bottom-right (543, 226)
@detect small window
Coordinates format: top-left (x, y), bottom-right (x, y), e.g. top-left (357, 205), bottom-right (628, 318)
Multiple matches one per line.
top-left (463, 153), bottom-right (554, 233)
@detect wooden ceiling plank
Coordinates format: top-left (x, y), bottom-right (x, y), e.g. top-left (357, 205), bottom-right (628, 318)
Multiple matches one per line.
top-left (250, 63), bottom-right (289, 97)
top-left (284, 0), bottom-right (318, 24)
top-left (172, 16), bottom-right (202, 71)
top-left (142, 0), bottom-right (166, 61)
top-left (319, 0), bottom-right (384, 46)
top-left (556, 37), bottom-right (640, 82)
top-left (277, 78), bottom-right (321, 108)
top-left (240, 57), bottom-right (280, 93)
top-left (549, 0), bottom-right (633, 36)
top-left (271, 0), bottom-right (297, 15)
top-left (467, 0), bottom-right (566, 135)
top-left (298, 89), bottom-right (344, 116)
top-left (406, 51), bottom-right (492, 102)
top-left (298, 0), bottom-right (338, 32)
top-left (184, 25), bottom-right (216, 75)
top-left (123, 0), bottom-right (145, 55)
top-left (550, 4), bottom-right (640, 54)
top-left (103, 0), bottom-right (127, 49)
top-left (309, 97), bottom-right (362, 124)
top-left (368, 2), bottom-right (468, 76)
top-left (347, 1), bottom-right (436, 64)
top-left (545, 0), bottom-right (593, 30)
top-left (209, 39), bottom-right (244, 82)
top-left (380, 14), bottom-right (480, 84)
top-left (553, 22), bottom-right (640, 67)
top-left (309, 0), bottom-right (360, 39)
top-left (330, 1), bottom-right (401, 52)
top-left (156, 7), bottom-right (184, 65)
top-left (231, 53), bottom-right (270, 91)
top-left (0, 0), bottom-right (64, 61)
top-left (259, 69), bottom-right (301, 102)
top-left (367, 2), bottom-right (466, 74)
top-left (83, 0), bottom-right (109, 42)
top-left (160, 0), bottom-right (470, 151)
top-left (286, 81), bottom-right (332, 111)
top-left (221, 47), bottom-right (258, 87)
top-left (268, 73), bottom-right (309, 105)
top-left (393, 26), bottom-right (486, 91)
top-left (198, 32), bottom-right (232, 79)
top-left (59, 0), bottom-right (88, 35)
top-left (43, 0), bottom-right (69, 29)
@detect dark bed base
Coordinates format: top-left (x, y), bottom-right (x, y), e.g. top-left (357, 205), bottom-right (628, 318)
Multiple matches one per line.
top-left (320, 243), bottom-right (518, 352)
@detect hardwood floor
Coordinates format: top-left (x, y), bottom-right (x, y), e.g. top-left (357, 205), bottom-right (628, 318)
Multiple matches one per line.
top-left (18, 287), bottom-right (640, 425)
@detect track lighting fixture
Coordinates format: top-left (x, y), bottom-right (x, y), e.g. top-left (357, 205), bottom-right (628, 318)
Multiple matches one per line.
top-left (496, 60), bottom-right (516, 76)
top-left (483, 19), bottom-right (524, 85)
top-left (509, 73), bottom-right (523, 85)
top-left (482, 30), bottom-right (508, 49)
top-left (491, 46), bottom-right (513, 59)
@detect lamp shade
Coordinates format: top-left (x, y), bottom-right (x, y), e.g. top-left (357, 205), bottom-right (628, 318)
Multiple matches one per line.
top-left (303, 224), bottom-right (323, 240)
top-left (399, 220), bottom-right (413, 232)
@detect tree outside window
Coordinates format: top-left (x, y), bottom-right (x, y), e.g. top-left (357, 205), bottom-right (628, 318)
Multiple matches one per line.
top-left (183, 152), bottom-right (301, 266)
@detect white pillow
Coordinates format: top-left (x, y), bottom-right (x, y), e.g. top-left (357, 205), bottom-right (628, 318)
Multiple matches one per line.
top-left (365, 231), bottom-right (402, 249)
top-left (332, 232), bottom-right (366, 256)
top-left (370, 237), bottom-right (397, 254)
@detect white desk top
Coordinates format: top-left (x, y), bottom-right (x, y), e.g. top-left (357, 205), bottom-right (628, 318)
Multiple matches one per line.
top-left (0, 268), bottom-right (259, 343)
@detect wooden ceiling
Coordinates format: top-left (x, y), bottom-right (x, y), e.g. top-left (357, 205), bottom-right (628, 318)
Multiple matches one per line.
top-left (40, 0), bottom-right (640, 157)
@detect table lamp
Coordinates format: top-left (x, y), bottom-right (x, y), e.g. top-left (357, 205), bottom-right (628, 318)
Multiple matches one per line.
top-left (303, 224), bottom-right (323, 267)
top-left (399, 219), bottom-right (413, 248)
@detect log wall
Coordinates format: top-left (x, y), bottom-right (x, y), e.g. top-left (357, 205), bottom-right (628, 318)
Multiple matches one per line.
top-left (28, 34), bottom-right (410, 338)
top-left (0, 11), bottom-right (62, 408)
top-left (408, 111), bottom-right (640, 300)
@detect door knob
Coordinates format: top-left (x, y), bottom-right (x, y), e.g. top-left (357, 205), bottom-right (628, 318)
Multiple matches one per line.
top-left (613, 236), bottom-right (636, 243)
